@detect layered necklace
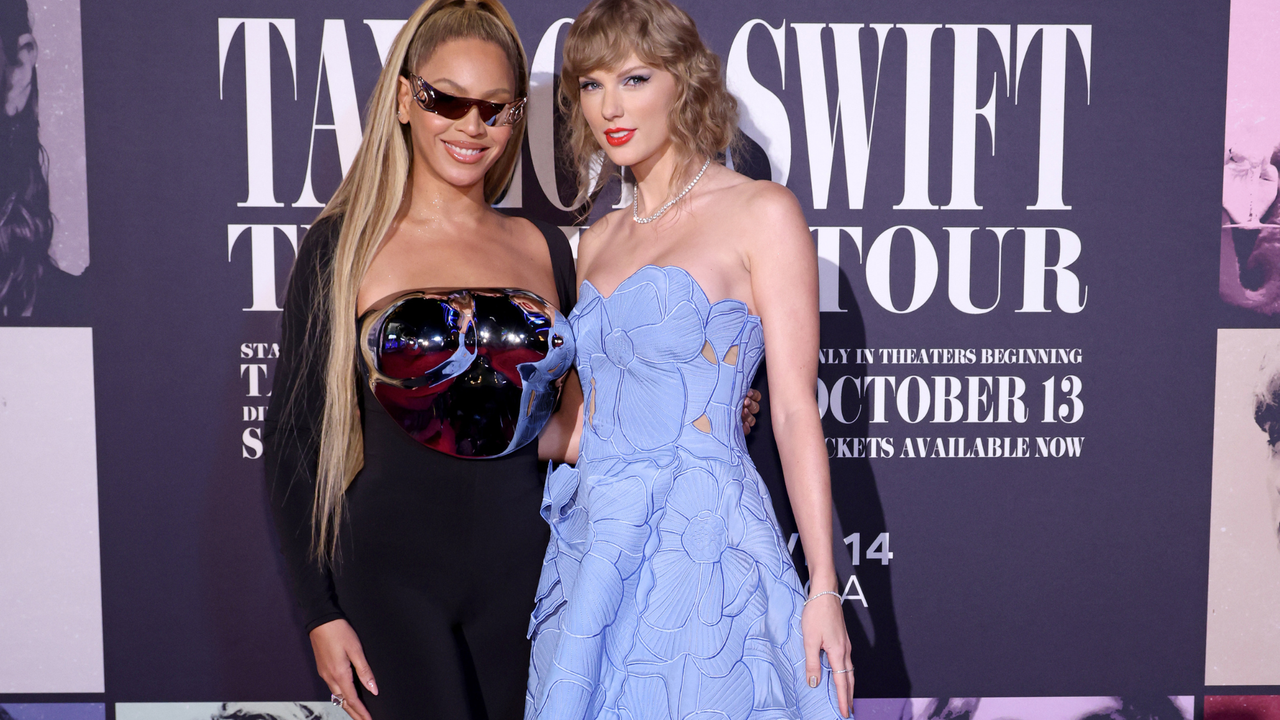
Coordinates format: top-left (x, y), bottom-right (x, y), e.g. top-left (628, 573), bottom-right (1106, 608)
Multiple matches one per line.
top-left (632, 158), bottom-right (712, 224)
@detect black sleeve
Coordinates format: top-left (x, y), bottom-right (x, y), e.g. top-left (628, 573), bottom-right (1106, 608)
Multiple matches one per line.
top-left (532, 219), bottom-right (577, 315)
top-left (263, 215), bottom-right (347, 634)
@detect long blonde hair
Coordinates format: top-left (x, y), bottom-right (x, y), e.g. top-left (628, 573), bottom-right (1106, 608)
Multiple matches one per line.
top-left (304, 0), bottom-right (528, 564)
top-left (559, 0), bottom-right (739, 214)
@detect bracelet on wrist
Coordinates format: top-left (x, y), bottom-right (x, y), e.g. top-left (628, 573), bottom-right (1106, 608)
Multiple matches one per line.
top-left (803, 590), bottom-right (841, 607)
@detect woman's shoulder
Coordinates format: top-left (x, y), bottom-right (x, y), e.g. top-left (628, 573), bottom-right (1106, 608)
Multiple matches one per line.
top-left (716, 173), bottom-right (803, 222)
top-left (291, 213), bottom-right (344, 289)
top-left (301, 213), bottom-right (343, 259)
top-left (710, 174), bottom-right (812, 261)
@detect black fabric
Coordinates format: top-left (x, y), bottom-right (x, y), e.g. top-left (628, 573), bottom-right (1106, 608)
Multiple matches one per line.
top-left (264, 216), bottom-right (576, 719)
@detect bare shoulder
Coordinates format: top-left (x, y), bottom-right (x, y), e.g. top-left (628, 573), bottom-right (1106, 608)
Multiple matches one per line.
top-left (719, 179), bottom-right (810, 257)
top-left (736, 179), bottom-right (805, 225)
top-left (497, 211), bottom-right (545, 245)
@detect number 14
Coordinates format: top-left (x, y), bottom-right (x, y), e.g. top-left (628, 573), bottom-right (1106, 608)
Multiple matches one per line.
top-left (844, 532), bottom-right (892, 565)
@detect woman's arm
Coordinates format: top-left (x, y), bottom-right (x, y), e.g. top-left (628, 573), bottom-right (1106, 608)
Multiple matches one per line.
top-left (263, 218), bottom-right (378, 720)
top-left (538, 369), bottom-right (584, 463)
top-left (745, 182), bottom-right (853, 717)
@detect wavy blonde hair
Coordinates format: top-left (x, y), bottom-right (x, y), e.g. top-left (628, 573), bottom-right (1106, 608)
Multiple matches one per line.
top-left (303, 0), bottom-right (528, 564)
top-left (559, 0), bottom-right (739, 214)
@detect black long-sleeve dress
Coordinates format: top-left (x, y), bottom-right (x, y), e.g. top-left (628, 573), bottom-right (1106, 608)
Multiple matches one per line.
top-left (264, 215), bottom-right (577, 720)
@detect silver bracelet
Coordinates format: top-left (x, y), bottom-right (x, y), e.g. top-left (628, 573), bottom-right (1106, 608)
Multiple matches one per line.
top-left (803, 590), bottom-right (842, 606)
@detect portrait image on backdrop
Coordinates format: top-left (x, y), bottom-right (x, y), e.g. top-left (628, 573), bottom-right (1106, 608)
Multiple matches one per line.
top-left (0, 0), bottom-right (88, 323)
top-left (1219, 0), bottom-right (1280, 316)
top-left (0, 706), bottom-right (104, 720)
top-left (115, 704), bottom-right (346, 720)
top-left (1204, 696), bottom-right (1280, 720)
top-left (1205, 328), bottom-right (1280, 685)
top-left (904, 697), bottom-right (1192, 720)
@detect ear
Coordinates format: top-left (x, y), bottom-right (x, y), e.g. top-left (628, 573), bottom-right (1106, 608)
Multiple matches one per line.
top-left (4, 33), bottom-right (37, 117)
top-left (396, 75), bottom-right (412, 124)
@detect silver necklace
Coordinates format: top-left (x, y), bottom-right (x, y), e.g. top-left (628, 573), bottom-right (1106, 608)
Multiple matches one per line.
top-left (632, 158), bottom-right (712, 224)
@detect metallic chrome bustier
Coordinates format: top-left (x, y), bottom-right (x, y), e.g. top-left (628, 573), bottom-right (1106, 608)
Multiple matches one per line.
top-left (358, 288), bottom-right (574, 459)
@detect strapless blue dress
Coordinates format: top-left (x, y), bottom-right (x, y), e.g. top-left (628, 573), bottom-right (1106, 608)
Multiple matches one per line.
top-left (525, 266), bottom-right (842, 719)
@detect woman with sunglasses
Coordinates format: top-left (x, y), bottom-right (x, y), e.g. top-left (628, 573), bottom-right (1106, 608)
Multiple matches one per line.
top-left (263, 2), bottom-right (573, 719)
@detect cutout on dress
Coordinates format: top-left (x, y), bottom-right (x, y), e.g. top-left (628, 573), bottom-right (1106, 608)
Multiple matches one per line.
top-left (588, 379), bottom-right (596, 425)
top-left (526, 389), bottom-right (537, 417)
top-left (693, 414), bottom-right (712, 433)
top-left (701, 340), bottom-right (716, 364)
top-left (724, 345), bottom-right (740, 366)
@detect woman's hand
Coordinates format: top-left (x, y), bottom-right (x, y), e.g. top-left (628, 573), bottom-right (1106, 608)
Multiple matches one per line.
top-left (741, 388), bottom-right (761, 434)
top-left (802, 592), bottom-right (854, 718)
top-left (309, 619), bottom-right (378, 720)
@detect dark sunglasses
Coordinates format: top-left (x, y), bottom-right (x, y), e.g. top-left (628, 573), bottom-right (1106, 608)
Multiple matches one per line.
top-left (407, 74), bottom-right (526, 127)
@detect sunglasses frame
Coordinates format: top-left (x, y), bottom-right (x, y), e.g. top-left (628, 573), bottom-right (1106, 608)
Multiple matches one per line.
top-left (407, 74), bottom-right (526, 128)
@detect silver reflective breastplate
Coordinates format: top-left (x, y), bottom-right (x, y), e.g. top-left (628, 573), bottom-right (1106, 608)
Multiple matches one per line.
top-left (358, 288), bottom-right (575, 459)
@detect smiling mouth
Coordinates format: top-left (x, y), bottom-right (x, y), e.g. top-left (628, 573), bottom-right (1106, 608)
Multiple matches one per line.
top-left (444, 141), bottom-right (488, 163)
top-left (605, 128), bottom-right (635, 147)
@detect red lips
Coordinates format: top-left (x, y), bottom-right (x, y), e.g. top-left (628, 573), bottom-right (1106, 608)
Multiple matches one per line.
top-left (604, 127), bottom-right (636, 146)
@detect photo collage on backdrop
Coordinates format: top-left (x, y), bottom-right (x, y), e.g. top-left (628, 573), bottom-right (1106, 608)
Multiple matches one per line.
top-left (1208, 0), bottom-right (1280, 706)
top-left (0, 0), bottom-right (103, 706)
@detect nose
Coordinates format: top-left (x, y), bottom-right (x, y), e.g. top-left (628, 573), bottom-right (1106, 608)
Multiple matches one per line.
top-left (457, 105), bottom-right (487, 137)
top-left (600, 86), bottom-right (623, 122)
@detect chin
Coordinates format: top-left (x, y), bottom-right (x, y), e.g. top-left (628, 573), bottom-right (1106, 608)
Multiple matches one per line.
top-left (431, 157), bottom-right (493, 188)
top-left (596, 140), bottom-right (654, 168)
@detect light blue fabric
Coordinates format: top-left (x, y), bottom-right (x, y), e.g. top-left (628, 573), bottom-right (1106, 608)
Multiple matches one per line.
top-left (526, 266), bottom-right (842, 720)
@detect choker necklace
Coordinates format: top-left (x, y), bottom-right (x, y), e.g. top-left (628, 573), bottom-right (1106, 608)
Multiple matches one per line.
top-left (633, 158), bottom-right (712, 224)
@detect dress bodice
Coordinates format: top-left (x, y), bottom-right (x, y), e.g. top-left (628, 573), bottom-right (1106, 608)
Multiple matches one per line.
top-left (570, 265), bottom-right (764, 465)
top-left (358, 288), bottom-right (575, 458)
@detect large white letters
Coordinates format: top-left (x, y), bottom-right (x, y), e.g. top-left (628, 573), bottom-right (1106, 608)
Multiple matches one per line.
top-left (727, 19), bottom-right (791, 186)
top-left (865, 226), bottom-right (939, 314)
top-left (945, 25), bottom-right (1011, 210)
top-left (295, 20), bottom-right (363, 207)
top-left (793, 23), bottom-right (890, 210)
top-left (228, 224), bottom-right (299, 312)
top-left (1016, 25), bottom-right (1092, 211)
top-left (947, 226), bottom-right (1012, 314)
top-left (894, 24), bottom-right (942, 210)
top-left (1019, 227), bottom-right (1087, 313)
top-left (813, 227), bottom-right (861, 313)
top-left (218, 19), bottom-right (297, 208)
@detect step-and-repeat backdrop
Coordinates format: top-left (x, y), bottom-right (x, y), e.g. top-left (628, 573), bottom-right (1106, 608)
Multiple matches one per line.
top-left (1, 0), bottom-right (1278, 718)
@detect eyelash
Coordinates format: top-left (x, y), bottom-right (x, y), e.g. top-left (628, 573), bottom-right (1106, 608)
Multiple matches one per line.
top-left (578, 75), bottom-right (650, 91)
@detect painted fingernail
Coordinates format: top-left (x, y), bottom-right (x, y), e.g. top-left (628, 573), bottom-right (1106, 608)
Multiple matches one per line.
top-left (368, 679), bottom-right (378, 694)
top-left (808, 675), bottom-right (818, 688)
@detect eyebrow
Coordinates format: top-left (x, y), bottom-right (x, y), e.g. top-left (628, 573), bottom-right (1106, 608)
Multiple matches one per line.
top-left (426, 77), bottom-right (514, 100)
top-left (578, 65), bottom-right (652, 82)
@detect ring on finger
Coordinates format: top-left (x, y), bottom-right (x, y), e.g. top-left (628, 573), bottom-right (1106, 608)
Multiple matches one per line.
top-left (331, 694), bottom-right (346, 707)
top-left (833, 668), bottom-right (854, 675)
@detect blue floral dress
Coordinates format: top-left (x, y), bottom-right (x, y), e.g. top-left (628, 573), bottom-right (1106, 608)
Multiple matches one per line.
top-left (525, 266), bottom-right (842, 720)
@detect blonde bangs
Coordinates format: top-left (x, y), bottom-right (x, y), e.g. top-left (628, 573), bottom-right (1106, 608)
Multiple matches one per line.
top-left (559, 0), bottom-right (739, 216)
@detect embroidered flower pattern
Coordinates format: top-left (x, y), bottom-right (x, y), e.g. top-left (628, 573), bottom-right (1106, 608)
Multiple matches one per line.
top-left (526, 266), bottom-right (840, 720)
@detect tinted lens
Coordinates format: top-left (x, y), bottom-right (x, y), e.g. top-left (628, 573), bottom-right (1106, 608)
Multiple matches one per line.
top-left (412, 75), bottom-right (522, 127)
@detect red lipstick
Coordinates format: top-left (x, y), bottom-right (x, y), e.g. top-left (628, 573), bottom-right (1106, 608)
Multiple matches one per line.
top-left (604, 127), bottom-right (636, 146)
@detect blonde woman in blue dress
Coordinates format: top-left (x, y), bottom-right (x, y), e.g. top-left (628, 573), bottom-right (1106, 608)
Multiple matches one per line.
top-left (524, 0), bottom-right (854, 717)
